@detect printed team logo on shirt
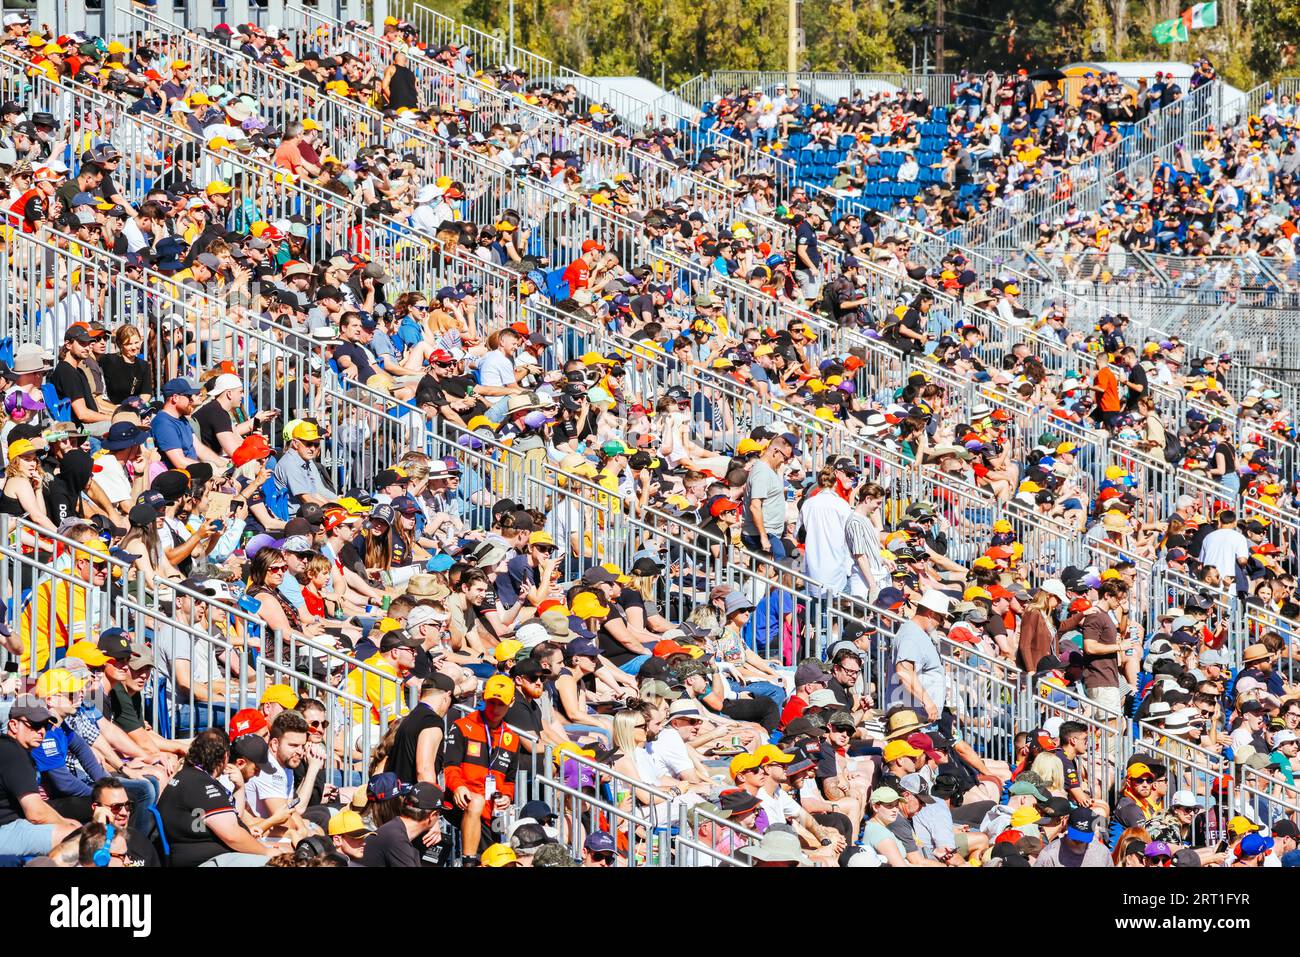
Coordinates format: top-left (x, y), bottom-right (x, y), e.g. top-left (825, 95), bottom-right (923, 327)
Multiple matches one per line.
top-left (466, 741), bottom-right (482, 758)
top-left (501, 732), bottom-right (512, 747)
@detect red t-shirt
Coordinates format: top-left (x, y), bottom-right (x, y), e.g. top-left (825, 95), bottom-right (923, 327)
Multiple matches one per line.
top-left (779, 695), bottom-right (808, 729)
top-left (561, 256), bottom-right (591, 291)
top-left (303, 588), bottom-right (325, 619)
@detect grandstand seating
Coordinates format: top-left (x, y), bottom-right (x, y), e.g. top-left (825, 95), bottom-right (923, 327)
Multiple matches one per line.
top-left (0, 1), bottom-right (1294, 868)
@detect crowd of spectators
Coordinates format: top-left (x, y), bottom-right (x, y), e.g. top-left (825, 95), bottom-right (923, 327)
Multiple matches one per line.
top-left (0, 10), bottom-right (1292, 871)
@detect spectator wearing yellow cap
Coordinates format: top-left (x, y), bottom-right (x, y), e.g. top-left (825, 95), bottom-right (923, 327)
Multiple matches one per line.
top-left (2, 435), bottom-right (55, 533)
top-left (10, 537), bottom-right (110, 674)
top-left (444, 674), bottom-right (521, 863)
top-left (30, 668), bottom-right (104, 823)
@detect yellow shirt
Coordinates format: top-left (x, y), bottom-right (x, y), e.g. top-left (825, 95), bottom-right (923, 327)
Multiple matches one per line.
top-left (596, 467), bottom-right (623, 516)
top-left (344, 653), bottom-right (408, 725)
top-left (18, 577), bottom-right (94, 674)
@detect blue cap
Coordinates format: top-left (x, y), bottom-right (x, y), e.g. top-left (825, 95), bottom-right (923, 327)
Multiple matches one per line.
top-left (390, 494), bottom-right (419, 515)
top-left (136, 490), bottom-right (166, 510)
top-left (584, 831), bottom-right (616, 853)
top-left (1066, 806), bottom-right (1095, 843)
top-left (70, 191), bottom-right (97, 207)
top-left (161, 377), bottom-right (198, 397)
top-left (520, 799), bottom-right (555, 822)
top-left (1239, 833), bottom-right (1273, 857)
top-left (435, 286), bottom-right (463, 301)
top-left (426, 554), bottom-right (454, 572)
top-left (366, 772), bottom-right (408, 802)
top-left (843, 255), bottom-right (860, 268)
top-left (566, 637), bottom-right (601, 658)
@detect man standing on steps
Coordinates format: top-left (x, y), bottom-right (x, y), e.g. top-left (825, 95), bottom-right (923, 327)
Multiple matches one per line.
top-left (742, 432), bottom-right (797, 562)
top-left (887, 589), bottom-right (951, 724)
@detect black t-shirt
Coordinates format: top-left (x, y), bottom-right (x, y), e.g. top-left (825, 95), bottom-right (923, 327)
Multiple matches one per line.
top-left (291, 756), bottom-right (326, 809)
top-left (0, 735), bottom-right (38, 827)
top-left (596, 604), bottom-right (636, 665)
top-left (829, 678), bottom-right (854, 709)
top-left (339, 540), bottom-right (366, 578)
top-left (1125, 362), bottom-right (1148, 411)
top-left (415, 374), bottom-right (446, 410)
top-left (616, 586), bottom-right (646, 621)
top-left (504, 695), bottom-right (543, 740)
top-left (386, 702), bottom-right (445, 784)
top-left (194, 399), bottom-right (235, 455)
top-left (108, 684), bottom-right (146, 733)
top-left (51, 360), bottom-right (98, 418)
top-left (334, 341), bottom-right (377, 382)
top-left (125, 826), bottom-right (161, 867)
top-left (157, 765), bottom-right (241, 867)
top-left (362, 815), bottom-right (423, 867)
top-left (98, 353), bottom-right (152, 404)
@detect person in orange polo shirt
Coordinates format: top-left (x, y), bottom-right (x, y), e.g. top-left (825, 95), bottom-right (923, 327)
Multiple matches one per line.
top-left (443, 675), bottom-right (521, 863)
top-left (1090, 351), bottom-right (1122, 429)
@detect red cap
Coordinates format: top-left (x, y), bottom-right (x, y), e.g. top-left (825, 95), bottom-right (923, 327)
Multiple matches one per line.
top-left (322, 507), bottom-right (348, 531)
top-left (144, 69), bottom-right (163, 82)
top-left (581, 239), bottom-right (605, 254)
top-left (986, 545), bottom-right (1014, 560)
top-left (709, 498), bottom-right (742, 518)
top-left (991, 409), bottom-right (1011, 421)
top-left (1069, 598), bottom-right (1092, 614)
top-left (1098, 487), bottom-right (1123, 502)
top-left (228, 708), bottom-right (268, 740)
top-left (906, 732), bottom-right (944, 762)
top-left (536, 599), bottom-right (564, 615)
top-left (653, 639), bottom-right (692, 657)
top-left (995, 829), bottom-right (1024, 845)
top-left (988, 585), bottom-right (1014, 601)
top-left (508, 322), bottom-right (530, 336)
top-left (843, 356), bottom-right (865, 373)
top-left (261, 226), bottom-right (285, 242)
top-left (429, 348), bottom-right (453, 364)
top-left (947, 623), bottom-right (979, 645)
top-left (232, 433), bottom-right (272, 468)
top-left (443, 187), bottom-right (464, 199)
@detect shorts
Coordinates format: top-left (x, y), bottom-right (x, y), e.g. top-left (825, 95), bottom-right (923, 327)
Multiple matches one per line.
top-left (1085, 685), bottom-right (1124, 714)
top-left (0, 817), bottom-right (54, 856)
top-left (794, 269), bottom-right (822, 300)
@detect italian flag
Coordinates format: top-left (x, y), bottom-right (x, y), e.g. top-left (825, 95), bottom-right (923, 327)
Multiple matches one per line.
top-left (1152, 17), bottom-right (1188, 43)
top-left (1183, 1), bottom-right (1218, 29)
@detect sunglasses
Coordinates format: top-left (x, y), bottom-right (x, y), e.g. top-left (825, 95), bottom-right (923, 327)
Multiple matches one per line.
top-left (95, 800), bottom-right (135, 813)
top-left (308, 719), bottom-right (330, 730)
top-left (268, 564), bottom-right (288, 573)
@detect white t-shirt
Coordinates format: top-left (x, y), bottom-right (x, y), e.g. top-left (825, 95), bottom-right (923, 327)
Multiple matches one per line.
top-left (644, 727), bottom-right (693, 781)
top-left (90, 452), bottom-right (133, 506)
top-left (477, 349), bottom-right (516, 389)
top-left (758, 785), bottom-right (802, 827)
top-left (800, 490), bottom-right (852, 596)
top-left (1199, 526), bottom-right (1250, 578)
top-left (243, 751), bottom-right (293, 818)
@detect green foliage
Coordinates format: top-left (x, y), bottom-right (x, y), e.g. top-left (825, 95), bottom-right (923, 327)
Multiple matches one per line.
top-left (405, 0), bottom-right (1297, 87)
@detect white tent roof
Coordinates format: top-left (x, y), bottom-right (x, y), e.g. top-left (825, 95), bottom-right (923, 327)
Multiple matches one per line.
top-left (575, 76), bottom-right (702, 121)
